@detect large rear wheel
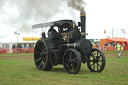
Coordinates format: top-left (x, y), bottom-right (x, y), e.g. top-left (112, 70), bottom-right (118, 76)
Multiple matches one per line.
top-left (34, 39), bottom-right (52, 71)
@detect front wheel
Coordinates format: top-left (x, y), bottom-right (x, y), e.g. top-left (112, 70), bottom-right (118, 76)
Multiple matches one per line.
top-left (63, 49), bottom-right (81, 74)
top-left (87, 48), bottom-right (105, 72)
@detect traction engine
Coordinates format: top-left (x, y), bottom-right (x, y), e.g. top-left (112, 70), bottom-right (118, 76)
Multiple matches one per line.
top-left (33, 12), bottom-right (105, 74)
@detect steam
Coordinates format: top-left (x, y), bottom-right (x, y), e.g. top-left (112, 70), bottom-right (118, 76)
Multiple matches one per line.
top-left (0, 0), bottom-right (86, 38)
top-left (66, 0), bottom-right (87, 12)
top-left (0, 0), bottom-right (67, 36)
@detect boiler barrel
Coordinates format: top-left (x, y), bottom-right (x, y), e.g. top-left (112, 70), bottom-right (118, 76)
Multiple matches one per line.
top-left (62, 38), bottom-right (92, 55)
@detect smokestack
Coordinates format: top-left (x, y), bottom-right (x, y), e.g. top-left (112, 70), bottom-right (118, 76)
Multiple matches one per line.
top-left (80, 12), bottom-right (86, 39)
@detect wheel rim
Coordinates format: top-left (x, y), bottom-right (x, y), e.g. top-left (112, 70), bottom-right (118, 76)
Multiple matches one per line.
top-left (34, 39), bottom-right (48, 70)
top-left (87, 48), bottom-right (105, 72)
top-left (63, 49), bottom-right (81, 74)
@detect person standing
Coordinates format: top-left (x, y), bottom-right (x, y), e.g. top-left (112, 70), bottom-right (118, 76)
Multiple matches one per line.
top-left (117, 43), bottom-right (121, 58)
top-left (122, 42), bottom-right (125, 51)
top-left (12, 44), bottom-right (16, 53)
top-left (113, 43), bottom-right (115, 51)
top-left (22, 44), bottom-right (25, 53)
top-left (108, 44), bottom-right (111, 51)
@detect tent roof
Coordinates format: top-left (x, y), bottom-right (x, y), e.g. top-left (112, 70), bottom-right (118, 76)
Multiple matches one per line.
top-left (106, 38), bottom-right (128, 42)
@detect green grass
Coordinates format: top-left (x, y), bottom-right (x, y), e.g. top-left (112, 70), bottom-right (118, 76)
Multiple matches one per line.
top-left (0, 51), bottom-right (128, 85)
top-left (0, 53), bottom-right (33, 56)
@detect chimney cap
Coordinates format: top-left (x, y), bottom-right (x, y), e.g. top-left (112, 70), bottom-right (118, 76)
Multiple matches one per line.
top-left (80, 12), bottom-right (86, 16)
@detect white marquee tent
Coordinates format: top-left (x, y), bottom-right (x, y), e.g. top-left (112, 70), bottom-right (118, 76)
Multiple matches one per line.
top-left (0, 33), bottom-right (40, 53)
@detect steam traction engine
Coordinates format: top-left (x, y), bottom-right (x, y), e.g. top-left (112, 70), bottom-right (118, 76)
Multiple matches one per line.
top-left (33, 12), bottom-right (105, 74)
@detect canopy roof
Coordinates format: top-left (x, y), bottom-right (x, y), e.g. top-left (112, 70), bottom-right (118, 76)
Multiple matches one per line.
top-left (32, 19), bottom-right (75, 29)
top-left (106, 38), bottom-right (128, 42)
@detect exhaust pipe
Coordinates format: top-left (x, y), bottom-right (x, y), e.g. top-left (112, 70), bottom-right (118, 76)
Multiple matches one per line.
top-left (80, 12), bottom-right (86, 39)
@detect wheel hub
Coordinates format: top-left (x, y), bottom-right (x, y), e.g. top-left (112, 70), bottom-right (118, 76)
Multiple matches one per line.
top-left (40, 51), bottom-right (45, 57)
top-left (93, 57), bottom-right (99, 63)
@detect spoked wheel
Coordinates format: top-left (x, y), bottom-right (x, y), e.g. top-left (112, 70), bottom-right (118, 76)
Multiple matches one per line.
top-left (63, 49), bottom-right (81, 74)
top-left (34, 39), bottom-right (52, 71)
top-left (87, 48), bottom-right (105, 72)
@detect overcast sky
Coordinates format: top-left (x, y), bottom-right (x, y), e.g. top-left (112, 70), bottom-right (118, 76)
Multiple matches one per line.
top-left (0, 0), bottom-right (128, 40)
top-left (87, 0), bottom-right (128, 39)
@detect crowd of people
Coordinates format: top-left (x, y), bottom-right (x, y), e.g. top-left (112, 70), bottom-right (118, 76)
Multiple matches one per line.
top-left (102, 42), bottom-right (125, 51)
top-left (93, 42), bottom-right (125, 58)
top-left (12, 44), bottom-right (34, 54)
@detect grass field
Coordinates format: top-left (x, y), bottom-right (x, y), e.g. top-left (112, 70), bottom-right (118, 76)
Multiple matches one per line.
top-left (0, 51), bottom-right (128, 85)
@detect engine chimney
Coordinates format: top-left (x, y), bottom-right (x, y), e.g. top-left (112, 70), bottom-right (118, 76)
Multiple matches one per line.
top-left (80, 12), bottom-right (86, 39)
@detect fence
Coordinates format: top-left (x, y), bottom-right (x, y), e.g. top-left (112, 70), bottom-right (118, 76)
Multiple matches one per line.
top-left (1, 46), bottom-right (128, 54)
top-left (0, 48), bottom-right (34, 54)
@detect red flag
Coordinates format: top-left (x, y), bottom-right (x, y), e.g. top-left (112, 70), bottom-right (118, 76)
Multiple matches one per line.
top-left (104, 29), bottom-right (106, 34)
top-left (123, 29), bottom-right (125, 33)
top-left (121, 29), bottom-right (125, 33)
